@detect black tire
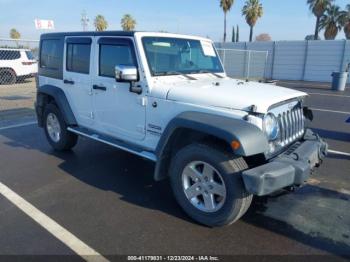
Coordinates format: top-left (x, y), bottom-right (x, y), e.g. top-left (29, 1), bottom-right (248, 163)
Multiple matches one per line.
top-left (43, 103), bottom-right (78, 151)
top-left (170, 143), bottom-right (253, 227)
top-left (0, 69), bottom-right (17, 85)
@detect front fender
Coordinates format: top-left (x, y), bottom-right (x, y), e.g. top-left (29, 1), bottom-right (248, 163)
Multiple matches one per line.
top-left (156, 111), bottom-right (268, 157)
top-left (154, 111), bottom-right (269, 181)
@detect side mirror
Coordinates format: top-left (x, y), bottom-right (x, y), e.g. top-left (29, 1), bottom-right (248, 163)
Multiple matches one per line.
top-left (115, 65), bottom-right (138, 82)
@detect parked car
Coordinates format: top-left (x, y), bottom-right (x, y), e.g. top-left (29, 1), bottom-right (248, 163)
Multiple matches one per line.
top-left (35, 31), bottom-right (328, 227)
top-left (0, 48), bottom-right (38, 85)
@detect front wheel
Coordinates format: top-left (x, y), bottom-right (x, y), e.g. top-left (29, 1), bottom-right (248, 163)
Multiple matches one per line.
top-left (170, 143), bottom-right (252, 227)
top-left (43, 103), bottom-right (78, 151)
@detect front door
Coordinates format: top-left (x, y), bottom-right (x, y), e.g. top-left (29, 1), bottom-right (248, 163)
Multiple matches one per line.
top-left (63, 37), bottom-right (94, 127)
top-left (92, 37), bottom-right (146, 141)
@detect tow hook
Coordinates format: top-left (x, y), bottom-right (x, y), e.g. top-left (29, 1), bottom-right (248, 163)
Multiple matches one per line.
top-left (315, 159), bottom-right (322, 168)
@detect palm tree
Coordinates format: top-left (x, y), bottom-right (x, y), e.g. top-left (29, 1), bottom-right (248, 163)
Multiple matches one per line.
top-left (220, 0), bottom-right (235, 42)
top-left (319, 5), bottom-right (343, 40)
top-left (9, 28), bottom-right (21, 39)
top-left (94, 15), bottom-right (108, 31)
top-left (341, 4), bottom-right (350, 39)
top-left (307, 0), bottom-right (334, 40)
top-left (242, 0), bottom-right (263, 42)
top-left (121, 14), bottom-right (136, 31)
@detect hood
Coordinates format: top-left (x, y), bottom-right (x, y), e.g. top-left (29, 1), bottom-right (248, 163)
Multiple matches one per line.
top-left (166, 78), bottom-right (307, 113)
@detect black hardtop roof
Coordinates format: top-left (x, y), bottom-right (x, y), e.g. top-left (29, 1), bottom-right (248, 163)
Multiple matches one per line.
top-left (40, 31), bottom-right (136, 39)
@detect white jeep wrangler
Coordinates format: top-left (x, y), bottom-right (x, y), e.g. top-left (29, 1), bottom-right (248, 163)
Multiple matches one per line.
top-left (35, 31), bottom-right (327, 227)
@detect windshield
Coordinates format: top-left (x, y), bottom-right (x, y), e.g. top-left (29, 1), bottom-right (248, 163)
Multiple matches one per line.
top-left (142, 37), bottom-right (224, 76)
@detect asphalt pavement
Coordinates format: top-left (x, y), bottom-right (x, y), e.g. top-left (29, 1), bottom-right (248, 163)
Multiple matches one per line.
top-left (0, 81), bottom-right (349, 261)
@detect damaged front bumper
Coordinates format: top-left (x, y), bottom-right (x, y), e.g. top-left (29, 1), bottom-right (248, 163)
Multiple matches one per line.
top-left (242, 129), bottom-right (328, 196)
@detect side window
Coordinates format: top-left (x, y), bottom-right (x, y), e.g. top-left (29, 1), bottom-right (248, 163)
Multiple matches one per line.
top-left (0, 50), bottom-right (20, 60)
top-left (66, 43), bottom-right (91, 74)
top-left (40, 39), bottom-right (60, 70)
top-left (0, 50), bottom-right (7, 60)
top-left (99, 43), bottom-right (136, 78)
top-left (25, 51), bottom-right (35, 60)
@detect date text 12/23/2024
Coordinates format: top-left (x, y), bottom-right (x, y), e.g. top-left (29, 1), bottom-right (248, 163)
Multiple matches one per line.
top-left (127, 256), bottom-right (220, 261)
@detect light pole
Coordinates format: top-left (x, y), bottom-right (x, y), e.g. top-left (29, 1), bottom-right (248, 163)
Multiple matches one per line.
top-left (81, 10), bottom-right (89, 31)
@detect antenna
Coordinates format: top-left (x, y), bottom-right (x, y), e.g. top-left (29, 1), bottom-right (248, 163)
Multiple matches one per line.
top-left (81, 10), bottom-right (89, 31)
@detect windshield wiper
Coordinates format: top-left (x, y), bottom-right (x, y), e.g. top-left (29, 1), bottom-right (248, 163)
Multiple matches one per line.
top-left (197, 70), bottom-right (224, 79)
top-left (154, 71), bottom-right (197, 80)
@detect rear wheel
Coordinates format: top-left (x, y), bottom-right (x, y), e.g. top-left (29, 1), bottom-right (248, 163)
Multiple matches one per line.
top-left (170, 143), bottom-right (252, 227)
top-left (43, 103), bottom-right (78, 151)
top-left (0, 69), bottom-right (17, 85)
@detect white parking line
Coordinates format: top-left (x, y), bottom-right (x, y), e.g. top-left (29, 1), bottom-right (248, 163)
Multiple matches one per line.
top-left (0, 121), bottom-right (37, 131)
top-left (328, 150), bottom-right (350, 157)
top-left (308, 92), bottom-right (350, 98)
top-left (311, 108), bottom-right (350, 115)
top-left (278, 82), bottom-right (332, 88)
top-left (0, 182), bottom-right (109, 262)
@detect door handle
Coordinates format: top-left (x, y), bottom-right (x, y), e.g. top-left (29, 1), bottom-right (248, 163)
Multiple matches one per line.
top-left (93, 85), bottom-right (107, 91)
top-left (63, 79), bottom-right (75, 85)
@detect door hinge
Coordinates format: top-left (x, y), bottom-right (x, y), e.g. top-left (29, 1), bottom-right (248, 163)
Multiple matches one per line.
top-left (137, 97), bottom-right (147, 107)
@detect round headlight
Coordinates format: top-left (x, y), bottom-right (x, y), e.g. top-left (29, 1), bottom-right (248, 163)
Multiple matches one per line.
top-left (263, 113), bottom-right (280, 141)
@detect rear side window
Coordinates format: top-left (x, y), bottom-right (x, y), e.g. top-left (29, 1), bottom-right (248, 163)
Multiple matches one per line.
top-left (0, 50), bottom-right (21, 60)
top-left (25, 51), bottom-right (35, 60)
top-left (40, 39), bottom-right (61, 70)
top-left (99, 44), bottom-right (136, 77)
top-left (66, 43), bottom-right (91, 74)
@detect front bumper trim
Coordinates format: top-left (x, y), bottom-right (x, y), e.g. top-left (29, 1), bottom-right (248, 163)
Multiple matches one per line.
top-left (242, 129), bottom-right (328, 196)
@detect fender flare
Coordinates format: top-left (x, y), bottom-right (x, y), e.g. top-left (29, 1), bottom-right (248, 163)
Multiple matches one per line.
top-left (36, 85), bottom-right (77, 127)
top-left (154, 111), bottom-right (269, 181)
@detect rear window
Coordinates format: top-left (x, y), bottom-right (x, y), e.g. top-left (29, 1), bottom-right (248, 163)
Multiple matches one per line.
top-left (40, 39), bottom-right (61, 70)
top-left (66, 43), bottom-right (91, 74)
top-left (0, 50), bottom-right (21, 60)
top-left (25, 51), bottom-right (35, 60)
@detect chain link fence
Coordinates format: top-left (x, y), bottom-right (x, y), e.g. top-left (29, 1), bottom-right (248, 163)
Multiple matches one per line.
top-left (0, 38), bottom-right (39, 86)
top-left (217, 48), bottom-right (269, 81)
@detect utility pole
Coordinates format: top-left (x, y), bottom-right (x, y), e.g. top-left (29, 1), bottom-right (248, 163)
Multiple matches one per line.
top-left (81, 10), bottom-right (89, 31)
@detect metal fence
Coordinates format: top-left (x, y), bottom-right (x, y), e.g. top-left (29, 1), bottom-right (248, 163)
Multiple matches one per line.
top-left (217, 48), bottom-right (268, 81)
top-left (216, 40), bottom-right (350, 83)
top-left (0, 38), bottom-right (39, 86)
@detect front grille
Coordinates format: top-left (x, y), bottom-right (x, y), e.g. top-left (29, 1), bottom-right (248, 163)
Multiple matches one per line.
top-left (276, 105), bottom-right (304, 146)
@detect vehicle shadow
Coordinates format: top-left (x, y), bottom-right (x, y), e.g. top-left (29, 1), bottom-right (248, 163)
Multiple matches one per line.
top-left (1, 127), bottom-right (350, 257)
top-left (245, 186), bottom-right (350, 257)
top-left (311, 128), bottom-right (350, 143)
top-left (0, 108), bottom-right (36, 123)
top-left (52, 146), bottom-right (194, 224)
top-left (0, 78), bottom-right (34, 87)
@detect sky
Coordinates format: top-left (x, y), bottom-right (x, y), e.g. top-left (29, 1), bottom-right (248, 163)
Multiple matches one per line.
top-left (0, 0), bottom-right (349, 41)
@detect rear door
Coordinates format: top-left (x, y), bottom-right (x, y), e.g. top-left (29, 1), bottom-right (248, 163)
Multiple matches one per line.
top-left (63, 37), bottom-right (94, 128)
top-left (2, 50), bottom-right (21, 76)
